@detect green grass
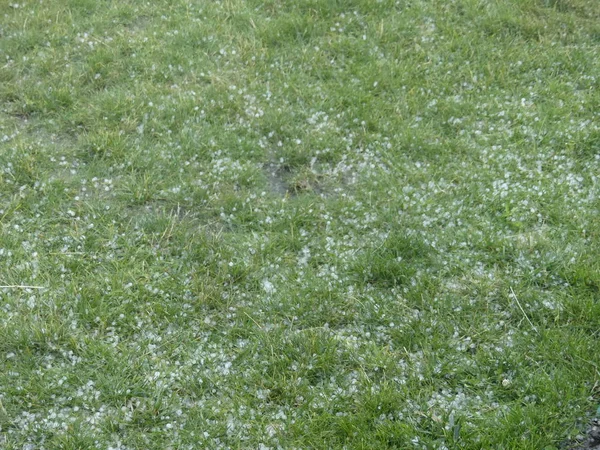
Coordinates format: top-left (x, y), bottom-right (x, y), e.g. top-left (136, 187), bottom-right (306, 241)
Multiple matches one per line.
top-left (1, 0), bottom-right (599, 448)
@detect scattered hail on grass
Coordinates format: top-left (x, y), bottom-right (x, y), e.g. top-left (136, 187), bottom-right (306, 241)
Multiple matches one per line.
top-left (0, 0), bottom-right (599, 448)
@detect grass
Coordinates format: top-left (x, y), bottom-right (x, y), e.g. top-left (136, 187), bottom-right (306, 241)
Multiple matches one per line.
top-left (0, 0), bottom-right (599, 448)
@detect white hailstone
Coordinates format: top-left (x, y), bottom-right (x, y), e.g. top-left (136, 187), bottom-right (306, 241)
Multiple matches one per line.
top-left (262, 279), bottom-right (275, 294)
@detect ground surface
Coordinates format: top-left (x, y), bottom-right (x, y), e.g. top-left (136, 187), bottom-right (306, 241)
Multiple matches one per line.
top-left (1, 0), bottom-right (599, 448)
top-left (570, 419), bottom-right (600, 450)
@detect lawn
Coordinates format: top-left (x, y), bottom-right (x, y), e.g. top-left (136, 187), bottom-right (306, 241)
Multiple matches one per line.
top-left (1, 0), bottom-right (599, 448)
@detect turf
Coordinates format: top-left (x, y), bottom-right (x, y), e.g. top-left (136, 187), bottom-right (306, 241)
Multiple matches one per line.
top-left (0, 0), bottom-right (599, 448)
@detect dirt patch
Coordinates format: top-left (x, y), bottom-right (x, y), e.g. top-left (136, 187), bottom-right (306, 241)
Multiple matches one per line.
top-left (265, 162), bottom-right (290, 196)
top-left (264, 161), bottom-right (331, 198)
top-left (568, 419), bottom-right (600, 450)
